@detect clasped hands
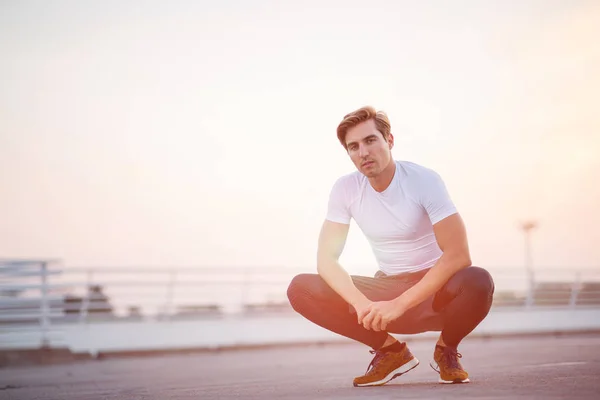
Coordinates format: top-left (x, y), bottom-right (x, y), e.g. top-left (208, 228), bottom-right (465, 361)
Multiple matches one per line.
top-left (354, 297), bottom-right (408, 332)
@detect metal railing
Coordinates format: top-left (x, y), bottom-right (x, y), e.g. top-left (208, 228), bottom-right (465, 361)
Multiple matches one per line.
top-left (0, 259), bottom-right (62, 349)
top-left (1, 258), bottom-right (600, 349)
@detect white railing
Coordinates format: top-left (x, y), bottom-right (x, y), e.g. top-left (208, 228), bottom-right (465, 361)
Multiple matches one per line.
top-left (1, 258), bottom-right (600, 350)
top-left (0, 259), bottom-right (62, 349)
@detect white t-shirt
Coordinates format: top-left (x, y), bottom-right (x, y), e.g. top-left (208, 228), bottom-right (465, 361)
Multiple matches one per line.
top-left (326, 160), bottom-right (457, 275)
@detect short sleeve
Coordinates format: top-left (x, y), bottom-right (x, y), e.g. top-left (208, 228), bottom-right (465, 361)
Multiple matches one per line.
top-left (420, 170), bottom-right (457, 225)
top-left (325, 177), bottom-right (351, 224)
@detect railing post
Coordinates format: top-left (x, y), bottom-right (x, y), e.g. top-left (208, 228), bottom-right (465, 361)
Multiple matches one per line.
top-left (569, 272), bottom-right (581, 308)
top-left (522, 221), bottom-right (537, 308)
top-left (240, 268), bottom-right (251, 314)
top-left (80, 270), bottom-right (94, 323)
top-left (525, 270), bottom-right (535, 308)
top-left (39, 261), bottom-right (50, 348)
top-left (164, 270), bottom-right (177, 321)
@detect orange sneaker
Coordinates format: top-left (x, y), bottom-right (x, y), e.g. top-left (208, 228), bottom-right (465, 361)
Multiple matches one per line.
top-left (430, 345), bottom-right (470, 384)
top-left (353, 343), bottom-right (420, 387)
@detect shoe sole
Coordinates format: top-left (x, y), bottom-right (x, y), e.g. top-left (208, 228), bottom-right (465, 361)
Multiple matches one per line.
top-left (429, 361), bottom-right (470, 384)
top-left (438, 377), bottom-right (471, 384)
top-left (353, 357), bottom-right (420, 387)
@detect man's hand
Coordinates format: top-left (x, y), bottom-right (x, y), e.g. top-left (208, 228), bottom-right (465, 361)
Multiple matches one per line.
top-left (352, 299), bottom-right (373, 324)
top-left (357, 299), bottom-right (408, 332)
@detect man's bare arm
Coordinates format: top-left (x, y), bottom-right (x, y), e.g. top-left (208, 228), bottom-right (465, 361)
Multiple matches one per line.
top-left (394, 213), bottom-right (472, 311)
top-left (316, 220), bottom-right (371, 308)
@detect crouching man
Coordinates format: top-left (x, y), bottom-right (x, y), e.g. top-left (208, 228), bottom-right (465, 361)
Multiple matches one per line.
top-left (287, 106), bottom-right (494, 386)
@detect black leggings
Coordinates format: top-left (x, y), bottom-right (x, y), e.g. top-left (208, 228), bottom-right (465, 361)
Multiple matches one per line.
top-left (286, 266), bottom-right (495, 350)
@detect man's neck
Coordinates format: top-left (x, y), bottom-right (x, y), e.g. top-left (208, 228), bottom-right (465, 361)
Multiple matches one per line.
top-left (369, 160), bottom-right (396, 193)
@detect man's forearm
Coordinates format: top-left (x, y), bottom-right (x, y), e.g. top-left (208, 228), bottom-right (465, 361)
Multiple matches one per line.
top-left (317, 259), bottom-right (370, 307)
top-left (395, 253), bottom-right (471, 310)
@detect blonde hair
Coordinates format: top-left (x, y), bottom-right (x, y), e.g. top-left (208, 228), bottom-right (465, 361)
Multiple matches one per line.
top-left (336, 106), bottom-right (391, 149)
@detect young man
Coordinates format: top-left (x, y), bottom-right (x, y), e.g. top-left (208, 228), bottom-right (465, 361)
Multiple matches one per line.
top-left (287, 106), bottom-right (494, 387)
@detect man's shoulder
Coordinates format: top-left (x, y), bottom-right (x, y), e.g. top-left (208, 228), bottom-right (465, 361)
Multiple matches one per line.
top-left (396, 160), bottom-right (447, 195)
top-left (328, 169), bottom-right (365, 202)
top-left (332, 169), bottom-right (365, 188)
top-left (396, 160), bottom-right (440, 178)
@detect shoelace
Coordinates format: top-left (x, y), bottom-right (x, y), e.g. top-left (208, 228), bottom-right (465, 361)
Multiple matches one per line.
top-left (365, 350), bottom-right (387, 374)
top-left (441, 347), bottom-right (463, 370)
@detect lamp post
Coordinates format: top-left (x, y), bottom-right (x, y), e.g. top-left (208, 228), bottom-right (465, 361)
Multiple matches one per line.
top-left (521, 220), bottom-right (537, 306)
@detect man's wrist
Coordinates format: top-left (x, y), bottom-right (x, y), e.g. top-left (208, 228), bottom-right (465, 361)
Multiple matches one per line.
top-left (350, 294), bottom-right (370, 308)
top-left (393, 294), bottom-right (410, 310)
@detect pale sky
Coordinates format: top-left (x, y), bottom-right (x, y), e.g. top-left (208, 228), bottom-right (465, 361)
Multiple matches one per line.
top-left (1, 0), bottom-right (599, 274)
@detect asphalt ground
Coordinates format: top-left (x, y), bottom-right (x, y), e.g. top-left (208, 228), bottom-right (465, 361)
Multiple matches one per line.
top-left (1, 333), bottom-right (600, 399)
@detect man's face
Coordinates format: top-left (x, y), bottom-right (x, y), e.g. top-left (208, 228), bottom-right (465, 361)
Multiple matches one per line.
top-left (345, 119), bottom-right (394, 177)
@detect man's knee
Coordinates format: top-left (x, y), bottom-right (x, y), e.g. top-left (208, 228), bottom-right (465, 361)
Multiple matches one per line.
top-left (434, 266), bottom-right (495, 310)
top-left (459, 266), bottom-right (495, 297)
top-left (287, 273), bottom-right (311, 299)
top-left (286, 273), bottom-right (324, 309)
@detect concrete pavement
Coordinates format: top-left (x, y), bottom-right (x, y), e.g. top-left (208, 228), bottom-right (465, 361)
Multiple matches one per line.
top-left (2, 333), bottom-right (600, 399)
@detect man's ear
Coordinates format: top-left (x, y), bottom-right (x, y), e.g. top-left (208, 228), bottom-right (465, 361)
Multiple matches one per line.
top-left (388, 133), bottom-right (394, 149)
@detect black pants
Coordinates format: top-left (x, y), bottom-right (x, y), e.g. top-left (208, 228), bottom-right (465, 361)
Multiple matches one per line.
top-left (287, 266), bottom-right (495, 350)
